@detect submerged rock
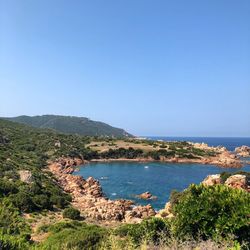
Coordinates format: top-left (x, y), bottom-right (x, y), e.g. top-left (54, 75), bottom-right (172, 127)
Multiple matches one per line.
top-left (136, 191), bottom-right (156, 200)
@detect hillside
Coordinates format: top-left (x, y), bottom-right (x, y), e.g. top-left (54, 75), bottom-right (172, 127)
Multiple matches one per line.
top-left (0, 119), bottom-right (249, 249)
top-left (3, 115), bottom-right (132, 137)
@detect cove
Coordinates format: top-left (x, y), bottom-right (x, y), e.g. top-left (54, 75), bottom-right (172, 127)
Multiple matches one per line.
top-left (74, 162), bottom-right (250, 210)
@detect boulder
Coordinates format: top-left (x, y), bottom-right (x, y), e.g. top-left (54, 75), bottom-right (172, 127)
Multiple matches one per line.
top-left (225, 174), bottom-right (248, 191)
top-left (235, 146), bottom-right (250, 157)
top-left (54, 141), bottom-right (61, 148)
top-left (202, 174), bottom-right (221, 186)
top-left (136, 191), bottom-right (157, 200)
top-left (19, 170), bottom-right (33, 183)
top-left (156, 202), bottom-right (173, 218)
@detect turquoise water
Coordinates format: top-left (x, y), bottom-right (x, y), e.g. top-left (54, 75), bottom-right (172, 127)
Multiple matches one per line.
top-left (75, 162), bottom-right (250, 210)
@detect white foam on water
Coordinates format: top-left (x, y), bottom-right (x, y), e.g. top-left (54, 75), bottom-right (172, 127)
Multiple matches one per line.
top-left (100, 176), bottom-right (108, 180)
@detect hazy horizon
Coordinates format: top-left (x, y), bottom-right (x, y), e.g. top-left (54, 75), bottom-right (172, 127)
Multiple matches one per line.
top-left (1, 1), bottom-right (250, 137)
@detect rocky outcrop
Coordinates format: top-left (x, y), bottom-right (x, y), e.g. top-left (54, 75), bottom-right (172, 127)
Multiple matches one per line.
top-left (208, 151), bottom-right (242, 168)
top-left (191, 142), bottom-right (227, 153)
top-left (225, 175), bottom-right (249, 191)
top-left (124, 204), bottom-right (156, 223)
top-left (201, 174), bottom-right (249, 192)
top-left (136, 191), bottom-right (157, 200)
top-left (235, 146), bottom-right (250, 157)
top-left (190, 143), bottom-right (242, 168)
top-left (156, 202), bottom-right (173, 219)
top-left (48, 158), bottom-right (155, 223)
top-left (19, 170), bottom-right (33, 183)
top-left (202, 174), bottom-right (221, 186)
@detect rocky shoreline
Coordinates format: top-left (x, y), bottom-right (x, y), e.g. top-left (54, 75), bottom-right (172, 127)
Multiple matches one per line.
top-left (48, 157), bottom-right (249, 224)
top-left (48, 158), bottom-right (156, 224)
top-left (235, 145), bottom-right (250, 157)
top-left (89, 151), bottom-right (242, 168)
top-left (47, 145), bottom-right (248, 224)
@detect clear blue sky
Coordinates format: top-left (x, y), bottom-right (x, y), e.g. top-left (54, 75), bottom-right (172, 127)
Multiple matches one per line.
top-left (1, 0), bottom-right (249, 136)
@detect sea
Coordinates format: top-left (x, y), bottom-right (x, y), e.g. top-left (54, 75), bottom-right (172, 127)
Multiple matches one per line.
top-left (147, 136), bottom-right (250, 152)
top-left (74, 137), bottom-right (250, 210)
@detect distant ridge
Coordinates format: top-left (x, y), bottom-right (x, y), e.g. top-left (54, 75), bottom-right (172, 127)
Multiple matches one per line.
top-left (4, 115), bottom-right (133, 137)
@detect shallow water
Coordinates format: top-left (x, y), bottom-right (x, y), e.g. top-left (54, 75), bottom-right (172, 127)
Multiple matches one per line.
top-left (74, 162), bottom-right (250, 210)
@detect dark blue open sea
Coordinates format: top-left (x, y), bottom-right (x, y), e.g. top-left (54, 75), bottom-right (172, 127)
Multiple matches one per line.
top-left (148, 137), bottom-right (250, 152)
top-left (75, 137), bottom-right (250, 210)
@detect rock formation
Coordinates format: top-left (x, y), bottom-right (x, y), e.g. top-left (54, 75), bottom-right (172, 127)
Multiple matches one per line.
top-left (208, 151), bottom-right (242, 168)
top-left (202, 174), bottom-right (221, 186)
top-left (156, 202), bottom-right (173, 219)
top-left (201, 174), bottom-right (249, 192)
top-left (235, 146), bottom-right (250, 157)
top-left (18, 170), bottom-right (33, 183)
top-left (191, 142), bottom-right (227, 153)
top-left (136, 191), bottom-right (157, 200)
top-left (190, 143), bottom-right (242, 168)
top-left (225, 174), bottom-right (249, 191)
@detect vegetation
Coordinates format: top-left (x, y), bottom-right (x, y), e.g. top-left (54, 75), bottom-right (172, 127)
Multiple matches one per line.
top-left (36, 221), bottom-right (107, 250)
top-left (0, 200), bottom-right (31, 250)
top-left (172, 184), bottom-right (250, 245)
top-left (100, 147), bottom-right (144, 159)
top-left (4, 115), bottom-right (132, 137)
top-left (87, 138), bottom-right (217, 159)
top-left (0, 118), bottom-right (249, 249)
top-left (62, 207), bottom-right (81, 220)
top-left (0, 119), bottom-right (94, 248)
top-left (115, 217), bottom-right (171, 245)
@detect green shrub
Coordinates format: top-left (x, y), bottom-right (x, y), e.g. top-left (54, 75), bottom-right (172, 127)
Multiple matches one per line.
top-left (0, 200), bottom-right (30, 236)
top-left (220, 171), bottom-right (232, 183)
top-left (38, 223), bottom-right (107, 250)
top-left (115, 217), bottom-right (171, 245)
top-left (47, 221), bottom-right (83, 233)
top-left (172, 184), bottom-right (250, 245)
top-left (63, 207), bottom-right (81, 220)
top-left (33, 194), bottom-right (52, 210)
top-left (0, 179), bottom-right (18, 196)
top-left (0, 232), bottom-right (30, 250)
top-left (11, 192), bottom-right (37, 213)
top-left (100, 147), bottom-right (143, 159)
top-left (169, 189), bottom-right (184, 206)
